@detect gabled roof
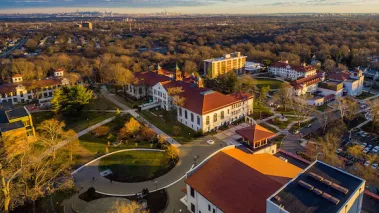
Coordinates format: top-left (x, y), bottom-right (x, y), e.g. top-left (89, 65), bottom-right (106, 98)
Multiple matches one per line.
top-left (133, 71), bottom-right (172, 86)
top-left (327, 71), bottom-right (351, 81)
top-left (185, 148), bottom-right (302, 213)
top-left (291, 74), bottom-right (323, 89)
top-left (12, 74), bottom-right (22, 78)
top-left (235, 124), bottom-right (276, 143)
top-left (271, 61), bottom-right (316, 73)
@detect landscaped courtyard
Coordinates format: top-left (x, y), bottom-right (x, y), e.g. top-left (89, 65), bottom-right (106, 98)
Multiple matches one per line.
top-left (98, 150), bottom-right (177, 183)
top-left (253, 78), bottom-right (287, 89)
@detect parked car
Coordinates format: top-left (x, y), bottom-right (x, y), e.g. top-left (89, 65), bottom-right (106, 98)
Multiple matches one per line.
top-left (364, 161), bottom-right (371, 167)
top-left (371, 163), bottom-right (378, 170)
top-left (363, 148), bottom-right (370, 154)
top-left (306, 124), bottom-right (312, 128)
top-left (336, 148), bottom-right (343, 154)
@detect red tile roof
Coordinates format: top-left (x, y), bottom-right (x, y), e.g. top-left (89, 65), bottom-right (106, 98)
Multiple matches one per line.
top-left (271, 61), bottom-right (316, 73)
top-left (291, 74), bottom-right (322, 89)
top-left (327, 71), bottom-right (351, 81)
top-left (161, 80), bottom-right (253, 114)
top-left (0, 78), bottom-right (64, 94)
top-left (12, 74), bottom-right (22, 78)
top-left (235, 124), bottom-right (276, 143)
top-left (133, 71), bottom-right (172, 86)
top-left (185, 149), bottom-right (302, 213)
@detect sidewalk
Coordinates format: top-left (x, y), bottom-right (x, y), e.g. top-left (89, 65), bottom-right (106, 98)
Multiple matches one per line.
top-left (101, 90), bottom-right (181, 147)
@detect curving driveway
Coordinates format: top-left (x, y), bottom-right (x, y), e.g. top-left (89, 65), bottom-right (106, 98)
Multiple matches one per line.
top-left (72, 135), bottom-right (225, 196)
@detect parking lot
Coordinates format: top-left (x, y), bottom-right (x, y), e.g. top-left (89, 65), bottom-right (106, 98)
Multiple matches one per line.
top-left (337, 129), bottom-right (379, 170)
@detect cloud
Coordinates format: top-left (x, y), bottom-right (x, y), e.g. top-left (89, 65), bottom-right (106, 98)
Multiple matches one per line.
top-left (262, 0), bottom-right (375, 6)
top-left (2, 0), bottom-right (246, 8)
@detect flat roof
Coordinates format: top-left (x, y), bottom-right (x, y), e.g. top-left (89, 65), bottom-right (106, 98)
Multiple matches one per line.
top-left (185, 148), bottom-right (302, 213)
top-left (270, 161), bottom-right (364, 213)
top-left (6, 108), bottom-right (29, 120)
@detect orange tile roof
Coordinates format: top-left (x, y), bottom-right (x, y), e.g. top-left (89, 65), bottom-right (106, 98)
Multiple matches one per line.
top-left (291, 74), bottom-right (322, 89)
top-left (12, 74), bottom-right (22, 78)
top-left (235, 124), bottom-right (276, 143)
top-left (185, 148), bottom-right (302, 213)
top-left (327, 71), bottom-right (351, 81)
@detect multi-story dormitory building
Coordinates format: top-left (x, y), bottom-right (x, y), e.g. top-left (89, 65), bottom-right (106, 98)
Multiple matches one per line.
top-left (0, 69), bottom-right (70, 106)
top-left (125, 65), bottom-right (254, 133)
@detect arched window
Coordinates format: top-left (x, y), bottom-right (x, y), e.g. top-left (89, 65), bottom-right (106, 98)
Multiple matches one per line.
top-left (191, 113), bottom-right (194, 122)
top-left (206, 116), bottom-right (210, 125)
top-left (221, 111), bottom-right (224, 119)
top-left (184, 110), bottom-right (188, 119)
top-left (179, 108), bottom-right (182, 116)
top-left (213, 113), bottom-right (217, 122)
top-left (197, 116), bottom-right (200, 125)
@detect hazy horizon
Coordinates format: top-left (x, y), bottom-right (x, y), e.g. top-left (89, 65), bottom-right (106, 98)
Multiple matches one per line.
top-left (1, 0), bottom-right (379, 14)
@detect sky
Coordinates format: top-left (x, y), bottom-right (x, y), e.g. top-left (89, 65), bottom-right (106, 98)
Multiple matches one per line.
top-left (0, 0), bottom-right (379, 14)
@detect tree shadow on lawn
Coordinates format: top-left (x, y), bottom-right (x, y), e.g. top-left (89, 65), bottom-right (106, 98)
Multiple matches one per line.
top-left (98, 152), bottom-right (178, 183)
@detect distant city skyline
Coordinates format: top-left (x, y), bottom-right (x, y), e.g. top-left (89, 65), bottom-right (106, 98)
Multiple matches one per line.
top-left (0, 0), bottom-right (379, 14)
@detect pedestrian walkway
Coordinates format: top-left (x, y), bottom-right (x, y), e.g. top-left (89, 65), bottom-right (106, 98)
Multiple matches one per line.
top-left (101, 89), bottom-right (181, 147)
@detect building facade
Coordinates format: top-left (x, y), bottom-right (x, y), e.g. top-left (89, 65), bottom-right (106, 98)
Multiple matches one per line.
top-left (0, 70), bottom-right (70, 105)
top-left (0, 103), bottom-right (36, 142)
top-left (126, 67), bottom-right (253, 132)
top-left (204, 52), bottom-right (247, 78)
top-left (268, 61), bottom-right (317, 80)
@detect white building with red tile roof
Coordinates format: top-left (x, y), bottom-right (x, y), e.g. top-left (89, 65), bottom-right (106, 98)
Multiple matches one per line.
top-left (0, 70), bottom-right (72, 105)
top-left (126, 66), bottom-right (254, 132)
top-left (269, 61), bottom-right (317, 80)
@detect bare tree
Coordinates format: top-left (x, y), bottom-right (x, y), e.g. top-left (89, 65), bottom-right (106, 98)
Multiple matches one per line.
top-left (272, 84), bottom-right (293, 111)
top-left (38, 119), bottom-right (66, 159)
top-left (367, 99), bottom-right (379, 133)
top-left (290, 96), bottom-right (315, 126)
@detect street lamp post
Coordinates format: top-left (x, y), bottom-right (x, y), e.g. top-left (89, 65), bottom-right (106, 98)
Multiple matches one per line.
top-left (155, 180), bottom-right (158, 191)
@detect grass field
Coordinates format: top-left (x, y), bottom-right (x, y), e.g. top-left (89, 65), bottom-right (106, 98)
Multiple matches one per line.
top-left (139, 109), bottom-right (197, 143)
top-left (266, 117), bottom-right (297, 130)
top-left (98, 150), bottom-right (176, 182)
top-left (254, 78), bottom-right (286, 89)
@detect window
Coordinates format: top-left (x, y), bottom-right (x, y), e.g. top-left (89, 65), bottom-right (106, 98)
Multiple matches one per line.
top-left (208, 205), bottom-right (211, 211)
top-left (206, 116), bottom-right (210, 125)
top-left (213, 113), bottom-right (217, 122)
top-left (190, 187), bottom-right (195, 197)
top-left (179, 108), bottom-right (182, 116)
top-left (191, 203), bottom-right (195, 213)
top-left (191, 113), bottom-right (194, 122)
top-left (213, 209), bottom-right (215, 213)
top-left (221, 111), bottom-right (224, 119)
top-left (185, 110), bottom-right (188, 119)
top-left (197, 116), bottom-right (200, 125)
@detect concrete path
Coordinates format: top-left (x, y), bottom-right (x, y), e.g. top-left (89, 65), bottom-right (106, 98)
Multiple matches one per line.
top-left (101, 90), bottom-right (181, 147)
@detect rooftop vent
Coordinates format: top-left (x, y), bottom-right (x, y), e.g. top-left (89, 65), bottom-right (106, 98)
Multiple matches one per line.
top-left (274, 195), bottom-right (281, 202)
top-left (322, 178), bottom-right (333, 186)
top-left (312, 188), bottom-right (323, 196)
top-left (321, 193), bottom-right (340, 205)
top-left (308, 172), bottom-right (324, 182)
top-left (331, 183), bottom-right (349, 195)
top-left (298, 180), bottom-right (314, 191)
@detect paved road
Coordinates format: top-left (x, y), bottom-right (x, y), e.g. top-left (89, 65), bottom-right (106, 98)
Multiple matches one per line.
top-left (73, 135), bottom-right (225, 195)
top-left (0, 38), bottom-right (27, 58)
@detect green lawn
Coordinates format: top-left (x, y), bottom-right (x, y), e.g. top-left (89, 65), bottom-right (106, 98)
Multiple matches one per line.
top-left (254, 78), bottom-right (286, 89)
top-left (87, 95), bottom-right (119, 110)
top-left (139, 109), bottom-right (197, 143)
top-left (252, 102), bottom-right (274, 120)
top-left (266, 117), bottom-right (297, 129)
top-left (98, 151), bottom-right (176, 182)
top-left (316, 103), bottom-right (332, 112)
top-left (273, 107), bottom-right (296, 115)
top-left (356, 91), bottom-right (376, 100)
top-left (32, 111), bottom-right (115, 132)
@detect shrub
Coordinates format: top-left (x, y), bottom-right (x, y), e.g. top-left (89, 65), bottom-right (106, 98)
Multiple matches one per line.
top-left (166, 145), bottom-right (180, 160)
top-left (92, 126), bottom-right (110, 137)
top-left (172, 126), bottom-right (181, 136)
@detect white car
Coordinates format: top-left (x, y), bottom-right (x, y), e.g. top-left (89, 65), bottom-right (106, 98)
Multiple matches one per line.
top-left (363, 148), bottom-right (370, 154)
top-left (207, 140), bottom-right (215, 145)
top-left (371, 163), bottom-right (378, 170)
top-left (371, 146), bottom-right (379, 153)
top-left (364, 161), bottom-right (371, 167)
top-left (336, 148), bottom-right (343, 154)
